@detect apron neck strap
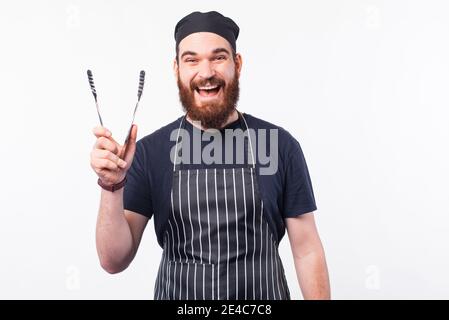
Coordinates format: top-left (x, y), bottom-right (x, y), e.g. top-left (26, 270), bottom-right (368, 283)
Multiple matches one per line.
top-left (172, 110), bottom-right (256, 172)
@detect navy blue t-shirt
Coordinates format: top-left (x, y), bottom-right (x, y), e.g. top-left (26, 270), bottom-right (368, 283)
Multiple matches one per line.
top-left (124, 113), bottom-right (317, 248)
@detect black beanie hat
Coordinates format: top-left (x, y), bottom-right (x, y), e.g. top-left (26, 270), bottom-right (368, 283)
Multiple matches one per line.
top-left (174, 11), bottom-right (240, 52)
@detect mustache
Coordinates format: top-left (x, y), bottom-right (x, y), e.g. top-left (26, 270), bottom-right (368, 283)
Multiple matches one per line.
top-left (190, 76), bottom-right (225, 91)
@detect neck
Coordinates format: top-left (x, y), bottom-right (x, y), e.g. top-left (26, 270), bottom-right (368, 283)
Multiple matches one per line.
top-left (186, 109), bottom-right (239, 130)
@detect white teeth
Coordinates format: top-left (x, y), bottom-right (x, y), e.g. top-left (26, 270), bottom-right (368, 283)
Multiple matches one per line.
top-left (198, 85), bottom-right (218, 90)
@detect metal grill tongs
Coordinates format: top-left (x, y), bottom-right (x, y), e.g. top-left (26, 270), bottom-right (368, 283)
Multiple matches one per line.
top-left (87, 70), bottom-right (146, 159)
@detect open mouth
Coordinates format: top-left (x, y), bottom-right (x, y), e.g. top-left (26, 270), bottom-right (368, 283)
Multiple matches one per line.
top-left (195, 85), bottom-right (222, 98)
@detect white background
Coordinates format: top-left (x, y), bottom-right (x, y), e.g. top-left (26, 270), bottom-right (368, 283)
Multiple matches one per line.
top-left (0, 0), bottom-right (448, 299)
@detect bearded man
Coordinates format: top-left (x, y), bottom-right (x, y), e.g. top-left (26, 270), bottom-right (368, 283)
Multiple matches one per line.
top-left (90, 11), bottom-right (330, 300)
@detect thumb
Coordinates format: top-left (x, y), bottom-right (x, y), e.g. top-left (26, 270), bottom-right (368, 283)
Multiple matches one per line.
top-left (123, 124), bottom-right (138, 164)
top-left (130, 124), bottom-right (138, 143)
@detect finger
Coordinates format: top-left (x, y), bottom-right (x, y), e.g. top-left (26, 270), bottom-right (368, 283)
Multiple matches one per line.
top-left (92, 158), bottom-right (119, 171)
top-left (124, 124), bottom-right (137, 150)
top-left (95, 149), bottom-right (127, 168)
top-left (93, 126), bottom-right (120, 145)
top-left (95, 136), bottom-right (119, 154)
top-left (130, 124), bottom-right (138, 144)
top-left (92, 126), bottom-right (111, 138)
top-left (123, 125), bottom-right (138, 163)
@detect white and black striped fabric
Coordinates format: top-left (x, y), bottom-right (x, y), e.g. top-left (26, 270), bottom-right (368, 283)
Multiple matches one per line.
top-left (154, 113), bottom-right (290, 300)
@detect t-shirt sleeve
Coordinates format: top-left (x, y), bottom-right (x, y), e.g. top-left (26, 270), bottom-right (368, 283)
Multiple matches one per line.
top-left (123, 141), bottom-right (153, 219)
top-left (282, 138), bottom-right (317, 218)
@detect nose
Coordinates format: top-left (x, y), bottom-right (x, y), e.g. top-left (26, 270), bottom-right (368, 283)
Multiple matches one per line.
top-left (197, 60), bottom-right (215, 79)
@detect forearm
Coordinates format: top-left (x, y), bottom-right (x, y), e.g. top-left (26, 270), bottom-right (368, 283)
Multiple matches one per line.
top-left (293, 248), bottom-right (330, 300)
top-left (96, 188), bottom-right (135, 273)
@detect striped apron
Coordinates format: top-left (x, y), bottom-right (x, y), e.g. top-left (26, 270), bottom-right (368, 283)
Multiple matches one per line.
top-left (154, 112), bottom-right (290, 300)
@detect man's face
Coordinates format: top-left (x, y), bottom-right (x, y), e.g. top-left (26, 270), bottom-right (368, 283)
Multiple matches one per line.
top-left (174, 32), bottom-right (242, 129)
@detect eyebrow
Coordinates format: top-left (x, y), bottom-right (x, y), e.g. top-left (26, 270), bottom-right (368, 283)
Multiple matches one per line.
top-left (180, 47), bottom-right (231, 60)
top-left (212, 48), bottom-right (231, 55)
top-left (180, 51), bottom-right (197, 59)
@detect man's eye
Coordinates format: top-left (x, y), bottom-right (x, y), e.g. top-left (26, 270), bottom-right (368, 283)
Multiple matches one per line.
top-left (214, 56), bottom-right (226, 61)
top-left (185, 58), bottom-right (197, 63)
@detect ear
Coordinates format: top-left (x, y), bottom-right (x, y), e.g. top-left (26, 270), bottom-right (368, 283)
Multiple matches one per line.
top-left (235, 53), bottom-right (243, 76)
top-left (173, 58), bottom-right (179, 80)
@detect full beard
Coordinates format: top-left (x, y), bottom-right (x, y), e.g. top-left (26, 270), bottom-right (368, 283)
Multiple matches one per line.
top-left (177, 70), bottom-right (240, 129)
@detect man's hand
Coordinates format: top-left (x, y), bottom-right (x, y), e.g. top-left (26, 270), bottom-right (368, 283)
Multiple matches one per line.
top-left (90, 124), bottom-right (138, 186)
